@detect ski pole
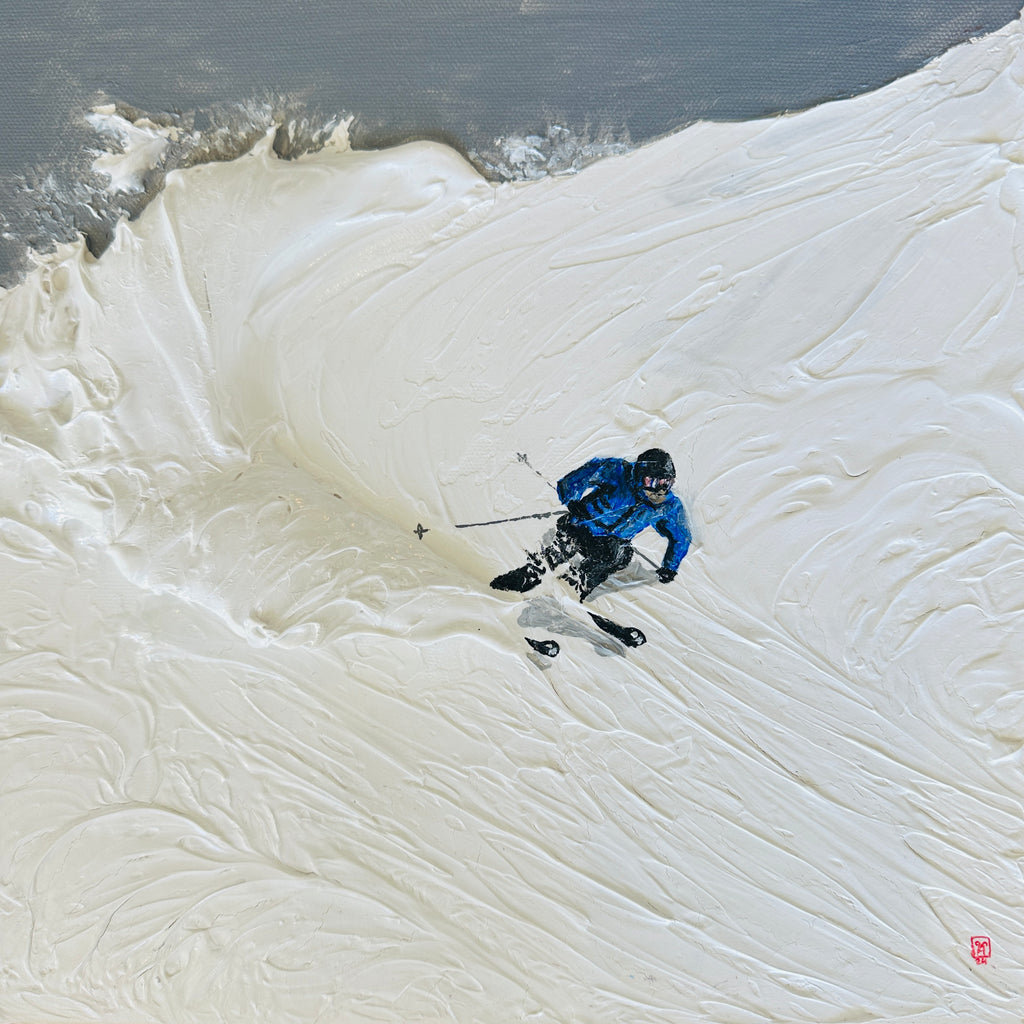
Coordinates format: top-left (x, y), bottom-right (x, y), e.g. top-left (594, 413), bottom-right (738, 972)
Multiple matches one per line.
top-left (455, 510), bottom-right (563, 529)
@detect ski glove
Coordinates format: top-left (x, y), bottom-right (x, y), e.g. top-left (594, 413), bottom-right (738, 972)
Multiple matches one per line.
top-left (565, 499), bottom-right (588, 520)
top-left (657, 567), bottom-right (676, 584)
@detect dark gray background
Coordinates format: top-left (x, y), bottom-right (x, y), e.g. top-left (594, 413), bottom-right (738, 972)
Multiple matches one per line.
top-left (2, 1), bottom-right (1021, 282)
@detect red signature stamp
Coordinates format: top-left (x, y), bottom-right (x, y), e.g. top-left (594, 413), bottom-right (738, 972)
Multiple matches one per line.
top-left (971, 936), bottom-right (991, 965)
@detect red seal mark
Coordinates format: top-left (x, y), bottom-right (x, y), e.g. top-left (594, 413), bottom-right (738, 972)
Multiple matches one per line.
top-left (970, 936), bottom-right (991, 965)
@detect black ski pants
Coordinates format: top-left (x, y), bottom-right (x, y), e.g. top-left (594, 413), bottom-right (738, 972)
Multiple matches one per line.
top-left (541, 514), bottom-right (634, 595)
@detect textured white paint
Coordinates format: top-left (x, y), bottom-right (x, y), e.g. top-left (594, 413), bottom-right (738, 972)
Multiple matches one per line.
top-left (86, 106), bottom-right (174, 193)
top-left (2, 15), bottom-right (1024, 1022)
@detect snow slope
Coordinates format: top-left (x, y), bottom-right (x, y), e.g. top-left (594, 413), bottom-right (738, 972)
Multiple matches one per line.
top-left (2, 14), bottom-right (1024, 1023)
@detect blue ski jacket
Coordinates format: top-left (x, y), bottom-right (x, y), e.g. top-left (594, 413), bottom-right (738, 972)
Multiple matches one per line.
top-left (556, 457), bottom-right (691, 572)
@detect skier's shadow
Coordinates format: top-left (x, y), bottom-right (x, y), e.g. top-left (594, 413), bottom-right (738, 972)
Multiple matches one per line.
top-left (598, 561), bottom-right (660, 595)
top-left (518, 596), bottom-right (625, 658)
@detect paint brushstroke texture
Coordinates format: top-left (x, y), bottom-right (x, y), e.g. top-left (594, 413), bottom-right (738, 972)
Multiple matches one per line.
top-left (1, 17), bottom-right (1024, 1024)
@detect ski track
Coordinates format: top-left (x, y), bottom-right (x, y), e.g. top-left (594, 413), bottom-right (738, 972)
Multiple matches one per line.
top-left (3, 16), bottom-right (1024, 1024)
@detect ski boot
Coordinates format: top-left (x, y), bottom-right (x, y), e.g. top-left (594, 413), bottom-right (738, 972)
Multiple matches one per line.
top-left (491, 552), bottom-right (545, 593)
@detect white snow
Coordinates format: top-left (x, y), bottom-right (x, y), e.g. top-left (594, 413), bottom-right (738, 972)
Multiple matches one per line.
top-left (2, 14), bottom-right (1024, 1023)
top-left (86, 106), bottom-right (174, 193)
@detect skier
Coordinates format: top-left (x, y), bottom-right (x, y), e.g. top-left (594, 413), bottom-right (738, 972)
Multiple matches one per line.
top-left (490, 448), bottom-right (690, 600)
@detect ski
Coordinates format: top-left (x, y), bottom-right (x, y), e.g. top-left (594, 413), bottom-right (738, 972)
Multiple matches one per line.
top-left (508, 590), bottom-right (649, 660)
top-left (525, 637), bottom-right (560, 658)
top-left (493, 564), bottom-right (649, 656)
top-left (587, 611), bottom-right (646, 648)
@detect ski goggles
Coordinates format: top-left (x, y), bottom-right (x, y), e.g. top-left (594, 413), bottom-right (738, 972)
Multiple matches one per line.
top-left (641, 476), bottom-right (674, 494)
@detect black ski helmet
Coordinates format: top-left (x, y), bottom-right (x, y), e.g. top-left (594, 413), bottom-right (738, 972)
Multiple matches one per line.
top-left (635, 448), bottom-right (675, 481)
